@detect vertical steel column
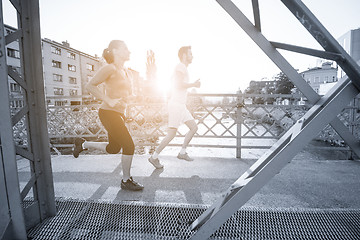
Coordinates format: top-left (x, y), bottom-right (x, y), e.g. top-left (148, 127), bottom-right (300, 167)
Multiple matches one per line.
top-left (0, 2), bottom-right (27, 239)
top-left (18, 0), bottom-right (56, 226)
top-left (1, 0), bottom-right (56, 237)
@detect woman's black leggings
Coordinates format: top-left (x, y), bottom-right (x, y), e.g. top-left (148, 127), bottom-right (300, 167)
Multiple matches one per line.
top-left (98, 108), bottom-right (135, 155)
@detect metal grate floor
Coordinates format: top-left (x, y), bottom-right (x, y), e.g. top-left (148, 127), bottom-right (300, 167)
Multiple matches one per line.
top-left (27, 199), bottom-right (360, 240)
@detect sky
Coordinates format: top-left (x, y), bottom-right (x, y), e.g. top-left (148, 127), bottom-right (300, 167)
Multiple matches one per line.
top-left (2, 0), bottom-right (360, 93)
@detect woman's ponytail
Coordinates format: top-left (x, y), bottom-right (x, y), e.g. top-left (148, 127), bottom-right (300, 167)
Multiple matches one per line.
top-left (103, 48), bottom-right (114, 64)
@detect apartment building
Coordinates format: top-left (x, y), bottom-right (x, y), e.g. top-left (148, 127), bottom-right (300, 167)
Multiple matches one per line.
top-left (299, 28), bottom-right (360, 96)
top-left (300, 62), bottom-right (337, 94)
top-left (4, 24), bottom-right (102, 108)
top-left (337, 28), bottom-right (360, 78)
top-left (42, 38), bottom-right (102, 106)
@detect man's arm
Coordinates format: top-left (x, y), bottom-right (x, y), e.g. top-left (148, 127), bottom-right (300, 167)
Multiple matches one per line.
top-left (174, 71), bottom-right (200, 89)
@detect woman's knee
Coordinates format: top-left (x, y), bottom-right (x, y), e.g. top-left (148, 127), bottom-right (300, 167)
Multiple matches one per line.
top-left (122, 141), bottom-right (135, 155)
top-left (106, 144), bottom-right (121, 154)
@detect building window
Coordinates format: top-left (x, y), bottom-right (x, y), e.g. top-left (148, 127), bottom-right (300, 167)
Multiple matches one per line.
top-left (68, 64), bottom-right (76, 72)
top-left (67, 52), bottom-right (76, 60)
top-left (86, 63), bottom-right (95, 71)
top-left (7, 48), bottom-right (20, 59)
top-left (10, 83), bottom-right (21, 92)
top-left (69, 89), bottom-right (78, 96)
top-left (315, 77), bottom-right (320, 83)
top-left (52, 60), bottom-right (62, 68)
top-left (55, 101), bottom-right (66, 106)
top-left (54, 87), bottom-right (64, 95)
top-left (324, 76), bottom-right (329, 83)
top-left (87, 75), bottom-right (92, 82)
top-left (51, 46), bottom-right (61, 55)
top-left (53, 74), bottom-right (63, 82)
top-left (69, 77), bottom-right (77, 84)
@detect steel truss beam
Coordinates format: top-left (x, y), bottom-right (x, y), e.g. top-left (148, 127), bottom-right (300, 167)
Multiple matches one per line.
top-left (190, 0), bottom-right (360, 239)
top-left (213, 0), bottom-right (360, 159)
top-left (0, 0), bottom-right (56, 238)
top-left (0, 3), bottom-right (27, 238)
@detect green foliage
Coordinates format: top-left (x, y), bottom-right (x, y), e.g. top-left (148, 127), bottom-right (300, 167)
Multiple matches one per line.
top-left (274, 72), bottom-right (294, 94)
top-left (245, 72), bottom-right (295, 95)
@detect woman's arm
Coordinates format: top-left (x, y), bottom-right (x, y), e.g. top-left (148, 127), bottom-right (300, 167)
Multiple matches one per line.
top-left (86, 64), bottom-right (119, 107)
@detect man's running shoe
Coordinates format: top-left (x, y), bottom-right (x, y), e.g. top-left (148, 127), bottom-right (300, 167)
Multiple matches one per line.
top-left (148, 156), bottom-right (164, 169)
top-left (73, 137), bottom-right (85, 158)
top-left (121, 177), bottom-right (144, 191)
top-left (177, 153), bottom-right (194, 161)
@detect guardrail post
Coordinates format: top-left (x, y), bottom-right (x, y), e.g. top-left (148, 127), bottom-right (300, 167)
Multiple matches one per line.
top-left (349, 97), bottom-right (358, 160)
top-left (236, 92), bottom-right (243, 158)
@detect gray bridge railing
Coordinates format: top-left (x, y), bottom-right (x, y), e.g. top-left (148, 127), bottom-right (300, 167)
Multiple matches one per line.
top-left (12, 93), bottom-right (359, 159)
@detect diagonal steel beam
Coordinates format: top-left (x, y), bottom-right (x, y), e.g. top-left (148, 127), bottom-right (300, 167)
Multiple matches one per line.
top-left (270, 41), bottom-right (344, 61)
top-left (9, 0), bottom-right (20, 13)
top-left (191, 77), bottom-right (359, 239)
top-left (281, 0), bottom-right (360, 90)
top-left (190, 0), bottom-right (360, 239)
top-left (216, 0), bottom-right (319, 103)
top-left (215, 0), bottom-right (360, 158)
top-left (5, 29), bottom-right (22, 45)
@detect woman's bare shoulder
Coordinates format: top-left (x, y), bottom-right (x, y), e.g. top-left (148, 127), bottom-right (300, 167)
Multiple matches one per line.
top-left (88, 64), bottom-right (116, 86)
top-left (100, 63), bottom-right (117, 74)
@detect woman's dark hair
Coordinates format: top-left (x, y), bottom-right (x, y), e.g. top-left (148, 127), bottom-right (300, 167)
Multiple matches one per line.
top-left (178, 46), bottom-right (191, 60)
top-left (103, 40), bottom-right (124, 64)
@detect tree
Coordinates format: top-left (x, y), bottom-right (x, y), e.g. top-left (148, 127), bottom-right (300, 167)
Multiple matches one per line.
top-left (245, 80), bottom-right (262, 94)
top-left (274, 72), bottom-right (294, 94)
